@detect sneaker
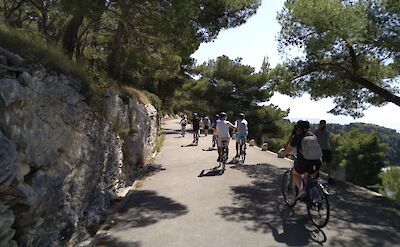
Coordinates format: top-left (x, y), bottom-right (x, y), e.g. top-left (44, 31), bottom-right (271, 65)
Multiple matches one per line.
top-left (296, 188), bottom-right (307, 199)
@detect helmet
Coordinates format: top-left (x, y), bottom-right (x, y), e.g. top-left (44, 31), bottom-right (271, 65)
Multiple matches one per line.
top-left (239, 113), bottom-right (245, 119)
top-left (193, 112), bottom-right (198, 117)
top-left (296, 120), bottom-right (310, 131)
top-left (220, 112), bottom-right (227, 118)
top-left (215, 114), bottom-right (220, 119)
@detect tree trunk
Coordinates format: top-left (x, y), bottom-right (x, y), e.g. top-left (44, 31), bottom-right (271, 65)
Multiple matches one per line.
top-left (41, 7), bottom-right (48, 38)
top-left (62, 14), bottom-right (84, 59)
top-left (107, 21), bottom-right (125, 80)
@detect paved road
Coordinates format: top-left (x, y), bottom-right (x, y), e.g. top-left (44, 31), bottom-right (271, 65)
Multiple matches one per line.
top-left (93, 119), bottom-right (400, 247)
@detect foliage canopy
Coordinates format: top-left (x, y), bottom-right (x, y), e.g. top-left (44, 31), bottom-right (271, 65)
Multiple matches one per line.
top-left (274, 0), bottom-right (400, 118)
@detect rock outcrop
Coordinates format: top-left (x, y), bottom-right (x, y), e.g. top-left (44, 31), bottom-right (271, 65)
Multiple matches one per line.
top-left (0, 48), bottom-right (158, 246)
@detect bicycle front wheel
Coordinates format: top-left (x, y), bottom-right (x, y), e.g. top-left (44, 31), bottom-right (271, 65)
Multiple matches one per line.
top-left (307, 184), bottom-right (330, 228)
top-left (282, 169), bottom-right (297, 208)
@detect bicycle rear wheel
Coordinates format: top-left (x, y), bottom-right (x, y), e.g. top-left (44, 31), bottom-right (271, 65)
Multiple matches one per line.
top-left (240, 152), bottom-right (246, 163)
top-left (307, 183), bottom-right (330, 228)
top-left (282, 169), bottom-right (297, 207)
top-left (240, 143), bottom-right (246, 163)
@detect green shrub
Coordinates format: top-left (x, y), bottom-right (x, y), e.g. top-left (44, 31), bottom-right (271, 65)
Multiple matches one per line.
top-left (379, 167), bottom-right (400, 201)
top-left (267, 137), bottom-right (287, 152)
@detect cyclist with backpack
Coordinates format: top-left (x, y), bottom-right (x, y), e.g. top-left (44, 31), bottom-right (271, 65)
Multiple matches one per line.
top-left (278, 120), bottom-right (322, 199)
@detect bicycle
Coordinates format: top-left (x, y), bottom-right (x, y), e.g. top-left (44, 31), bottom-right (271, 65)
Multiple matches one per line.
top-left (282, 167), bottom-right (330, 228)
top-left (238, 138), bottom-right (247, 162)
top-left (214, 140), bottom-right (228, 171)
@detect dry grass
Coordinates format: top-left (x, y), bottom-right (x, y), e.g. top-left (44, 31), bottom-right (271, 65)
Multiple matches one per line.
top-left (120, 86), bottom-right (151, 105)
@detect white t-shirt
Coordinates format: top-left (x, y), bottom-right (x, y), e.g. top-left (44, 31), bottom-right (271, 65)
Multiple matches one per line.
top-left (236, 119), bottom-right (248, 135)
top-left (216, 120), bottom-right (233, 138)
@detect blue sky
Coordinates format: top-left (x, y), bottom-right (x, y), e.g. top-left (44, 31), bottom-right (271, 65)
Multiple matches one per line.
top-left (191, 0), bottom-right (400, 131)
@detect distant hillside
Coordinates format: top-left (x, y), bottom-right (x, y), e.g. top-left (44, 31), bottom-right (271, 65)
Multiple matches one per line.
top-left (309, 123), bottom-right (400, 166)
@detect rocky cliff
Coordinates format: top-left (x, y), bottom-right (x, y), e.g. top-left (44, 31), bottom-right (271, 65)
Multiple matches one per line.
top-left (0, 49), bottom-right (158, 246)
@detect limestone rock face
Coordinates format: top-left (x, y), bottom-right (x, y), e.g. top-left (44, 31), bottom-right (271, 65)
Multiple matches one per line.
top-left (0, 62), bottom-right (158, 246)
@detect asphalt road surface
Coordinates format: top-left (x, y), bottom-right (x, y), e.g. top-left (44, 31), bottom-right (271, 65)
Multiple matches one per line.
top-left (91, 119), bottom-right (400, 247)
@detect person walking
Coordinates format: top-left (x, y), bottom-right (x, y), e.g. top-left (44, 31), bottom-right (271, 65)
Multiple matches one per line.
top-left (203, 116), bottom-right (211, 136)
top-left (191, 113), bottom-right (200, 144)
top-left (180, 116), bottom-right (188, 137)
top-left (314, 120), bottom-right (334, 184)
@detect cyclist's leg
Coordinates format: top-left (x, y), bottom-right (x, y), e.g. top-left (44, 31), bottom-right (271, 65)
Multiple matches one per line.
top-left (227, 138), bottom-right (231, 157)
top-left (292, 169), bottom-right (302, 192)
top-left (235, 133), bottom-right (240, 157)
top-left (293, 162), bottom-right (307, 197)
top-left (194, 128), bottom-right (199, 142)
top-left (217, 137), bottom-right (222, 161)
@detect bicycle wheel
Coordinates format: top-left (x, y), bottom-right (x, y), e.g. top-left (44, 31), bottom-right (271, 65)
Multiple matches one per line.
top-left (307, 183), bottom-right (330, 228)
top-left (282, 169), bottom-right (297, 207)
top-left (222, 148), bottom-right (228, 163)
top-left (240, 142), bottom-right (246, 163)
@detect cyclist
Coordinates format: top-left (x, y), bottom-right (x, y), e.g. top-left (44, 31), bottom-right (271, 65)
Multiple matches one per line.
top-left (211, 114), bottom-right (220, 148)
top-left (278, 120), bottom-right (322, 199)
top-left (180, 115), bottom-right (188, 137)
top-left (191, 112), bottom-right (200, 144)
top-left (216, 112), bottom-right (236, 162)
top-left (234, 113), bottom-right (248, 158)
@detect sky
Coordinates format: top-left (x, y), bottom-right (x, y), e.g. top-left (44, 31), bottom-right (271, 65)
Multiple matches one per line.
top-left (191, 0), bottom-right (400, 131)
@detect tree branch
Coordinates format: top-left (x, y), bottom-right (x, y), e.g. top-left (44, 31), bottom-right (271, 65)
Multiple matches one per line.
top-left (349, 75), bottom-right (400, 107)
top-left (305, 62), bottom-right (400, 107)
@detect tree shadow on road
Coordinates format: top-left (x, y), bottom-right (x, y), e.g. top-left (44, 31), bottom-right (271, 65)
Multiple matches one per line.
top-left (122, 164), bottom-right (166, 189)
top-left (218, 163), bottom-right (400, 247)
top-left (217, 163), bottom-right (324, 246)
top-left (95, 235), bottom-right (141, 247)
top-left (104, 190), bottom-right (188, 232)
top-left (326, 181), bottom-right (400, 247)
top-left (162, 127), bottom-right (181, 135)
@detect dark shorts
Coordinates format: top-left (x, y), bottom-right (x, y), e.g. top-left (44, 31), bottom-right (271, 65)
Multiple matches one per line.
top-left (204, 125), bottom-right (209, 130)
top-left (322, 149), bottom-right (332, 163)
top-left (294, 160), bottom-right (321, 175)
